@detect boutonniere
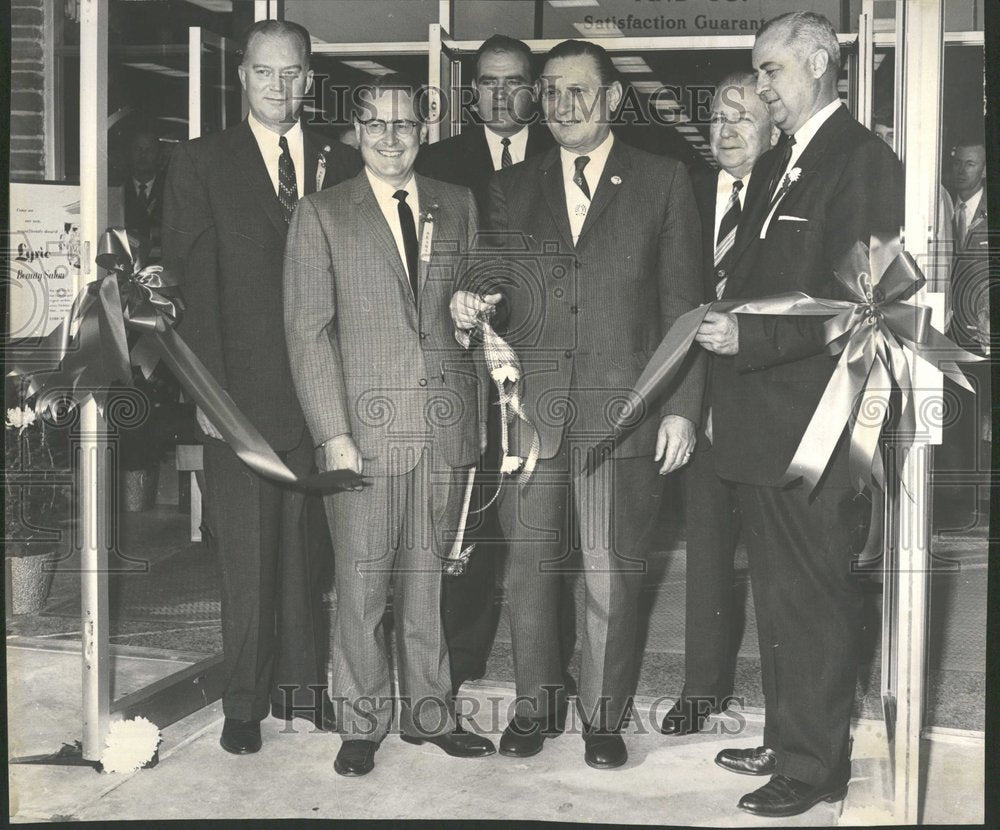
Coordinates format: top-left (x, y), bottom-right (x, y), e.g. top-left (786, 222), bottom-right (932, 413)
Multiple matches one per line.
top-left (419, 204), bottom-right (438, 262)
top-left (786, 167), bottom-right (802, 185)
top-left (769, 166), bottom-right (802, 207)
top-left (315, 145), bottom-right (330, 191)
top-left (610, 175), bottom-right (622, 185)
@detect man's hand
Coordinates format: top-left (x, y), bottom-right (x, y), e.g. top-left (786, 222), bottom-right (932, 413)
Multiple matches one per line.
top-left (450, 290), bottom-right (502, 331)
top-left (196, 406), bottom-right (223, 441)
top-left (653, 414), bottom-right (696, 475)
top-left (320, 434), bottom-right (363, 478)
top-left (695, 310), bottom-right (740, 355)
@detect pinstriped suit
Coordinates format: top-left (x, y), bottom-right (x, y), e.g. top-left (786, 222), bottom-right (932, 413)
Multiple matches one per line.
top-left (284, 171), bottom-right (482, 740)
top-left (483, 138), bottom-right (704, 730)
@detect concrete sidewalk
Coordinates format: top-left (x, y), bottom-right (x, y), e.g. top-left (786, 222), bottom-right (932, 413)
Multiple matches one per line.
top-left (7, 642), bottom-right (983, 825)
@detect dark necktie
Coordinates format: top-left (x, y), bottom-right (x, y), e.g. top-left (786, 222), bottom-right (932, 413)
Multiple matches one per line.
top-left (136, 182), bottom-right (148, 210)
top-left (393, 189), bottom-right (420, 301)
top-left (573, 155), bottom-right (591, 200)
top-left (278, 135), bottom-right (298, 222)
top-left (500, 137), bottom-right (513, 169)
top-left (768, 135), bottom-right (795, 202)
top-left (714, 179), bottom-right (744, 293)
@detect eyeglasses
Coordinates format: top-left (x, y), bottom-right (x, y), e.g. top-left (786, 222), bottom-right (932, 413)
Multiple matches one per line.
top-left (357, 118), bottom-right (420, 137)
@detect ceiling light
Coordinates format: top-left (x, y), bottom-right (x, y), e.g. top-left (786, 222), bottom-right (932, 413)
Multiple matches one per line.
top-left (572, 22), bottom-right (624, 37)
top-left (122, 62), bottom-right (187, 78)
top-left (342, 60), bottom-right (393, 76)
top-left (630, 81), bottom-right (663, 93)
top-left (548, 0), bottom-right (600, 7)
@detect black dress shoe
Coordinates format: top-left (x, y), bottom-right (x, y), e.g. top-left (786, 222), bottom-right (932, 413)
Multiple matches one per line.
top-left (401, 728), bottom-right (496, 758)
top-left (219, 718), bottom-right (262, 755)
top-left (271, 694), bottom-right (337, 732)
top-left (714, 745), bottom-right (777, 776)
top-left (498, 716), bottom-right (549, 758)
top-left (659, 698), bottom-right (714, 736)
top-left (583, 730), bottom-right (627, 769)
top-left (334, 740), bottom-right (379, 777)
top-left (738, 774), bottom-right (849, 817)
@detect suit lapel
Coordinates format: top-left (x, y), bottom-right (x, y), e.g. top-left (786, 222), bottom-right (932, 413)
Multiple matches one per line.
top-left (538, 148), bottom-right (575, 252)
top-left (351, 172), bottom-right (413, 300)
top-left (303, 130), bottom-right (327, 195)
top-left (468, 127), bottom-right (495, 182)
top-left (231, 120), bottom-right (287, 235)
top-left (578, 139), bottom-right (628, 244)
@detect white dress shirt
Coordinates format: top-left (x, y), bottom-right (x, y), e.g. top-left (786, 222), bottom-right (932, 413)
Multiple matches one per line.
top-left (484, 125), bottom-right (529, 171)
top-left (560, 131), bottom-right (615, 245)
top-left (954, 186), bottom-right (984, 227)
top-left (786, 98), bottom-right (843, 171)
top-left (713, 167), bottom-right (753, 245)
top-left (366, 168), bottom-right (420, 280)
top-left (247, 111), bottom-right (306, 200)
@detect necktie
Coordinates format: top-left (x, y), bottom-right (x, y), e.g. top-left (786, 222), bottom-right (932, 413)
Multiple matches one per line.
top-left (500, 137), bottom-right (513, 169)
top-left (954, 201), bottom-right (968, 249)
top-left (715, 179), bottom-right (743, 266)
top-left (137, 182), bottom-right (147, 209)
top-left (573, 155), bottom-right (591, 200)
top-left (393, 189), bottom-right (420, 301)
top-left (768, 136), bottom-right (795, 202)
top-left (278, 135), bottom-right (298, 223)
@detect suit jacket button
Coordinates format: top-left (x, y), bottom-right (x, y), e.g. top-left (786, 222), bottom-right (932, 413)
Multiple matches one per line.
top-left (418, 378), bottom-right (427, 387)
top-left (563, 350), bottom-right (573, 359)
top-left (570, 305), bottom-right (579, 314)
top-left (716, 268), bottom-right (726, 279)
top-left (419, 331), bottom-right (428, 340)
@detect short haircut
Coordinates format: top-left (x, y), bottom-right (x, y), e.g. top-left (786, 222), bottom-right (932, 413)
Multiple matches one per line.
top-left (473, 34), bottom-right (534, 80)
top-left (712, 70), bottom-right (763, 115)
top-left (953, 133), bottom-right (986, 152)
top-left (239, 19), bottom-right (312, 66)
top-left (758, 11), bottom-right (841, 74)
top-left (355, 73), bottom-right (427, 122)
top-left (542, 39), bottom-right (618, 87)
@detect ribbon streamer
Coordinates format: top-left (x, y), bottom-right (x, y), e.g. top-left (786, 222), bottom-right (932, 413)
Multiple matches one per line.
top-left (609, 238), bottom-right (984, 496)
top-left (6, 228), bottom-right (361, 492)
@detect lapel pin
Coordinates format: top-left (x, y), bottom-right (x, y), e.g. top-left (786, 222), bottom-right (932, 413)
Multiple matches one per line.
top-left (610, 175), bottom-right (622, 185)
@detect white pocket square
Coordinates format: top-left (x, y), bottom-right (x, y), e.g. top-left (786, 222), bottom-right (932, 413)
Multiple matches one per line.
top-left (777, 215), bottom-right (808, 222)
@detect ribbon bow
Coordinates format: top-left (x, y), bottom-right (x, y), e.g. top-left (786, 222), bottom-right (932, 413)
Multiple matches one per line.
top-left (7, 228), bottom-right (361, 492)
top-left (609, 237), bottom-right (984, 494)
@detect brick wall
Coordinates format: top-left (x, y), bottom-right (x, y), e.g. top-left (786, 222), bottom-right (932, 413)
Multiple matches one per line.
top-left (10, 0), bottom-right (48, 179)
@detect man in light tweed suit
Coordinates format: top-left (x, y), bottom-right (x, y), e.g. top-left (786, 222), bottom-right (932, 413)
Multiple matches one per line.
top-left (452, 40), bottom-right (704, 769)
top-left (284, 76), bottom-right (496, 777)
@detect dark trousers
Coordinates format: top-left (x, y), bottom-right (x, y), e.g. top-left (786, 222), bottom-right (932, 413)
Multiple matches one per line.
top-left (498, 443), bottom-right (662, 731)
top-left (734, 475), bottom-right (866, 786)
top-left (202, 434), bottom-right (327, 722)
top-left (681, 444), bottom-right (741, 707)
top-left (441, 381), bottom-right (504, 696)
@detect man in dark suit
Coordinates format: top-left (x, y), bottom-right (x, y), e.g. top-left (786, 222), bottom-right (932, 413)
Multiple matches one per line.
top-left (660, 71), bottom-right (778, 737)
top-left (937, 137), bottom-right (990, 522)
top-left (122, 123), bottom-right (166, 260)
top-left (417, 34), bottom-right (554, 213)
top-left (695, 12), bottom-right (903, 816)
top-left (453, 39), bottom-right (703, 770)
top-left (161, 19), bottom-right (361, 755)
top-left (417, 34), bottom-right (556, 703)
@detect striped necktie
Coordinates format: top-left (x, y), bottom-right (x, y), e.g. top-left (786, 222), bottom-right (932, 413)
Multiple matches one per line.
top-left (501, 137), bottom-right (513, 169)
top-left (715, 179), bottom-right (743, 266)
top-left (277, 135), bottom-right (298, 223)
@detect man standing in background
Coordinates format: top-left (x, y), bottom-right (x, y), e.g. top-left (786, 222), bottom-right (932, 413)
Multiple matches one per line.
top-left (417, 33), bottom-right (556, 706)
top-left (660, 71), bottom-right (778, 738)
top-left (162, 19), bottom-right (361, 755)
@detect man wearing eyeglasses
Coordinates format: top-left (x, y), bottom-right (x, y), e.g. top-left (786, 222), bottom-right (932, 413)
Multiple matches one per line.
top-left (162, 20), bottom-right (361, 757)
top-left (284, 75), bottom-right (496, 777)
